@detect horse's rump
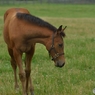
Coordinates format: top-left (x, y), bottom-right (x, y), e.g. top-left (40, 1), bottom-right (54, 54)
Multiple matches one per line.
top-left (4, 8), bottom-right (30, 22)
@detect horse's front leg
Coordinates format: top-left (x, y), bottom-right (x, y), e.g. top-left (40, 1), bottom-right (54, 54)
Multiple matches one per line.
top-left (13, 48), bottom-right (27, 95)
top-left (29, 77), bottom-right (34, 95)
top-left (25, 46), bottom-right (35, 95)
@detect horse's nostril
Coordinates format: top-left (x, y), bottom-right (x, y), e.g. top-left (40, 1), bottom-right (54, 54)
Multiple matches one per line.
top-left (56, 62), bottom-right (65, 68)
top-left (60, 63), bottom-right (65, 67)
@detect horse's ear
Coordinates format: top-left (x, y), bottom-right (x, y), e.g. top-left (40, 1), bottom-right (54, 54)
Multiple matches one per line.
top-left (57, 25), bottom-right (66, 37)
top-left (61, 26), bottom-right (67, 37)
top-left (57, 25), bottom-right (62, 31)
top-left (62, 26), bottom-right (67, 31)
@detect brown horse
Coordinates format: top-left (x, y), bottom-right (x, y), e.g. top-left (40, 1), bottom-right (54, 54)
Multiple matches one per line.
top-left (3, 8), bottom-right (66, 95)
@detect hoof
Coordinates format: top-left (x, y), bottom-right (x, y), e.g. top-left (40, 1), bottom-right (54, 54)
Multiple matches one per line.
top-left (31, 92), bottom-right (34, 95)
top-left (30, 88), bottom-right (34, 95)
top-left (15, 85), bottom-right (19, 93)
top-left (15, 88), bottom-right (19, 93)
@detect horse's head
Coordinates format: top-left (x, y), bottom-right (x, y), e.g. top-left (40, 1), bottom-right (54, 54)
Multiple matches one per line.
top-left (47, 25), bottom-right (66, 68)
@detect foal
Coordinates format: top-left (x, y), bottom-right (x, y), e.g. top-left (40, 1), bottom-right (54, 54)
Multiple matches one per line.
top-left (3, 8), bottom-right (66, 95)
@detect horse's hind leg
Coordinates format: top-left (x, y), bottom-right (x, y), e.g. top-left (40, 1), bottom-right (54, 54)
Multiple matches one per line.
top-left (8, 48), bottom-right (19, 91)
top-left (11, 58), bottom-right (19, 90)
top-left (25, 45), bottom-right (35, 95)
top-left (13, 48), bottom-right (26, 95)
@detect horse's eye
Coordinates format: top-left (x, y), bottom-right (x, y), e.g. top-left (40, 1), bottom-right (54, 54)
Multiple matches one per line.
top-left (59, 43), bottom-right (63, 47)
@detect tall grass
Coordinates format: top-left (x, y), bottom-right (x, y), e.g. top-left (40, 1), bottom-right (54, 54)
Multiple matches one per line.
top-left (0, 4), bottom-right (95, 95)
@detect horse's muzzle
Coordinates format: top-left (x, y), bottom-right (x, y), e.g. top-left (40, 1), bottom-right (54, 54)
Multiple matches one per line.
top-left (55, 60), bottom-right (65, 68)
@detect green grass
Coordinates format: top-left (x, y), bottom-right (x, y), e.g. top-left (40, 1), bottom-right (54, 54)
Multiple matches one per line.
top-left (0, 3), bottom-right (95, 95)
top-left (0, 4), bottom-right (95, 18)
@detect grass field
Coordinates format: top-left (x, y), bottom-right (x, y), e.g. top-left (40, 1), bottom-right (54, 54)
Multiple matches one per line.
top-left (0, 4), bottom-right (95, 95)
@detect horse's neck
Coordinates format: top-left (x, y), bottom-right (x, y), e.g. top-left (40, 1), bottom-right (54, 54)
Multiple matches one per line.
top-left (25, 26), bottom-right (53, 45)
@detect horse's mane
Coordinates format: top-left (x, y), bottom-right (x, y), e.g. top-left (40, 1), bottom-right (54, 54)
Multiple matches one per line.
top-left (16, 13), bottom-right (57, 32)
